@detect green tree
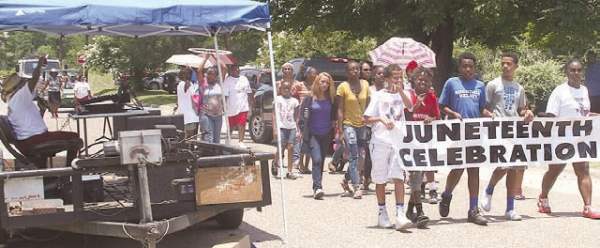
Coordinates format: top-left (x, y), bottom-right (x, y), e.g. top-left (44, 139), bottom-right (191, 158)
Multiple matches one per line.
top-left (254, 26), bottom-right (377, 67)
top-left (269, 0), bottom-right (596, 90)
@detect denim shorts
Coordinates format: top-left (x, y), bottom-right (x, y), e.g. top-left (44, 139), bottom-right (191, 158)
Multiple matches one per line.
top-left (279, 128), bottom-right (296, 146)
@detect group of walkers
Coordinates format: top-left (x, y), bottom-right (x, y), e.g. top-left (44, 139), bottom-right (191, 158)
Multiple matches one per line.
top-left (37, 69), bottom-right (91, 117)
top-left (272, 51), bottom-right (600, 231)
top-left (175, 55), bottom-right (253, 146)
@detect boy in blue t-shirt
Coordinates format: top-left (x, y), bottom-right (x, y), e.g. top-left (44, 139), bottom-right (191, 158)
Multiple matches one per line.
top-left (438, 52), bottom-right (493, 225)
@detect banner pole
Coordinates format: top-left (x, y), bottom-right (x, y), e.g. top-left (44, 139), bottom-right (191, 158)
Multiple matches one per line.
top-left (212, 28), bottom-right (232, 145)
top-left (266, 22), bottom-right (289, 246)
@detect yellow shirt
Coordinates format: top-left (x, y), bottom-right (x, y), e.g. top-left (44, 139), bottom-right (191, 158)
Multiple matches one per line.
top-left (336, 80), bottom-right (370, 127)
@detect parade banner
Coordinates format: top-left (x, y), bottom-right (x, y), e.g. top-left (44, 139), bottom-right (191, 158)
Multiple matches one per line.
top-left (395, 117), bottom-right (600, 171)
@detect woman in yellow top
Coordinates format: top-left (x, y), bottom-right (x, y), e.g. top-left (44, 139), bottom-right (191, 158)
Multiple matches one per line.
top-left (336, 61), bottom-right (370, 199)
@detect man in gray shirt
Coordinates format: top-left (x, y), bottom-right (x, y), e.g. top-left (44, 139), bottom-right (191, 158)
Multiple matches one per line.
top-left (480, 52), bottom-right (534, 221)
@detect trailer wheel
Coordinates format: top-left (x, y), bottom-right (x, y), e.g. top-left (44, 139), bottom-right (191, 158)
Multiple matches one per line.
top-left (0, 230), bottom-right (8, 246)
top-left (215, 209), bottom-right (244, 229)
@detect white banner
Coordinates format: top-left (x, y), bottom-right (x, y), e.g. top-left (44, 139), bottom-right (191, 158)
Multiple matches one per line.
top-left (395, 117), bottom-right (599, 171)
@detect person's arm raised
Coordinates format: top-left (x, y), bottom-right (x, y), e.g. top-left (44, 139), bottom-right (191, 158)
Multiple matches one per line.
top-left (29, 56), bottom-right (47, 92)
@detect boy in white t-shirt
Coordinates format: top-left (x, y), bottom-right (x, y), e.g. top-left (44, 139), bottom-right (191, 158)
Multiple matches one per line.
top-left (273, 81), bottom-right (299, 179)
top-left (363, 64), bottom-right (414, 230)
top-left (539, 59), bottom-right (600, 219)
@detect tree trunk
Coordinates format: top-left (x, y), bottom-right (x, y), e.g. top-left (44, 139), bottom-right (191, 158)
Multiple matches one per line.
top-left (430, 16), bottom-right (455, 94)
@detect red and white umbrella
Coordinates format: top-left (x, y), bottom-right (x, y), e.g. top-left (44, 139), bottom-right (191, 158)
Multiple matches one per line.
top-left (368, 37), bottom-right (436, 68)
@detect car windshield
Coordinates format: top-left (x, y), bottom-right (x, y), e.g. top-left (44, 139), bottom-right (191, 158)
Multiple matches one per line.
top-left (23, 61), bottom-right (60, 77)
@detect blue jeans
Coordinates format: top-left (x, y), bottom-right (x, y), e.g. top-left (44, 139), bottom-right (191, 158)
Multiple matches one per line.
top-left (292, 135), bottom-right (303, 164)
top-left (207, 115), bottom-right (223, 144)
top-left (309, 134), bottom-right (330, 190)
top-left (199, 115), bottom-right (209, 142)
top-left (343, 125), bottom-right (367, 186)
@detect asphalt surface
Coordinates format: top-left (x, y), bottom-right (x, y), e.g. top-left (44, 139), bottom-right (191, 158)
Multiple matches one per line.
top-left (2, 106), bottom-right (600, 247)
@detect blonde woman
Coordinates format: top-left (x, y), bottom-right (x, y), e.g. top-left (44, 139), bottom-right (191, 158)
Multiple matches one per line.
top-left (298, 73), bottom-right (336, 199)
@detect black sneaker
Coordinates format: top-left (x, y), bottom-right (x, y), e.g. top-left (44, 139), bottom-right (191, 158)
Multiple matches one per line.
top-left (406, 209), bottom-right (417, 223)
top-left (415, 213), bottom-right (430, 229)
top-left (285, 173), bottom-right (298, 180)
top-left (467, 209), bottom-right (488, 226)
top-left (439, 193), bottom-right (452, 217)
top-left (429, 190), bottom-right (439, 204)
top-left (420, 183), bottom-right (426, 200)
top-left (271, 162), bottom-right (278, 176)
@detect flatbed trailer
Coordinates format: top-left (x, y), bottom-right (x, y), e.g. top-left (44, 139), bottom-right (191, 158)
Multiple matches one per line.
top-left (0, 141), bottom-right (273, 247)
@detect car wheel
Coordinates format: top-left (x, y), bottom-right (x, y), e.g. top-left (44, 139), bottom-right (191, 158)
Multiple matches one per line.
top-left (149, 82), bottom-right (160, 90)
top-left (215, 209), bottom-right (244, 229)
top-left (249, 113), bottom-right (272, 144)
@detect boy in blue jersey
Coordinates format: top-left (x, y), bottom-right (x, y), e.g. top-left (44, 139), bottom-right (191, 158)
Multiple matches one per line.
top-left (438, 52), bottom-right (493, 225)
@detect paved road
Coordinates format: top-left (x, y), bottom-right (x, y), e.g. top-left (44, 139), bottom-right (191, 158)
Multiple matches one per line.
top-left (3, 108), bottom-right (600, 247)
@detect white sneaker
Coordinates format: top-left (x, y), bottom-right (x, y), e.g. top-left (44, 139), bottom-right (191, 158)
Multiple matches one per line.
top-left (395, 213), bottom-right (411, 230)
top-left (480, 193), bottom-right (492, 212)
top-left (378, 210), bottom-right (393, 228)
top-left (505, 210), bottom-right (522, 221)
top-left (238, 141), bottom-right (247, 148)
top-left (314, 189), bottom-right (324, 200)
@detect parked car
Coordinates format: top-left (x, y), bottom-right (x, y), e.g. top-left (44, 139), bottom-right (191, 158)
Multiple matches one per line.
top-left (161, 69), bottom-right (179, 94)
top-left (143, 72), bottom-right (163, 90)
top-left (288, 57), bottom-right (351, 84)
top-left (245, 57), bottom-right (353, 144)
top-left (59, 69), bottom-right (79, 108)
top-left (241, 68), bottom-right (277, 144)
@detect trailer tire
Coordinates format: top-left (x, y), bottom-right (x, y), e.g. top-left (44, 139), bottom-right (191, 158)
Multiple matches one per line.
top-left (215, 209), bottom-right (244, 229)
top-left (0, 230), bottom-right (6, 246)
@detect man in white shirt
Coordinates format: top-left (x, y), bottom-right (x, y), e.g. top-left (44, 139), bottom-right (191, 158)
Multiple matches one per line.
top-left (3, 56), bottom-right (82, 168)
top-left (176, 67), bottom-right (199, 139)
top-left (223, 64), bottom-right (254, 147)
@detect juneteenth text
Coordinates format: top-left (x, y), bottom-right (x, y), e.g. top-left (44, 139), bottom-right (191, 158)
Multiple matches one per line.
top-left (398, 118), bottom-right (597, 168)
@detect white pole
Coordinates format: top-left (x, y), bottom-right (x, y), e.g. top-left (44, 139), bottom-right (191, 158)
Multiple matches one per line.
top-left (266, 23), bottom-right (288, 246)
top-left (212, 28), bottom-right (232, 145)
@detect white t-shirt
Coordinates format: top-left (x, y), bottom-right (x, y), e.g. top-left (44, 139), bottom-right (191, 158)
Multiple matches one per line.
top-left (8, 86), bottom-right (48, 140)
top-left (546, 82), bottom-right (590, 117)
top-left (275, 95), bottom-right (299, 129)
top-left (73, 81), bottom-right (91, 99)
top-left (364, 90), bottom-right (408, 146)
top-left (202, 83), bottom-right (224, 117)
top-left (177, 81), bottom-right (199, 124)
top-left (223, 75), bottom-right (252, 117)
top-left (369, 85), bottom-right (383, 95)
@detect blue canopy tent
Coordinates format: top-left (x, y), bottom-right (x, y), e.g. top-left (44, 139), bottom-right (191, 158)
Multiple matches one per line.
top-left (0, 1), bottom-right (289, 246)
top-left (0, 0), bottom-right (269, 36)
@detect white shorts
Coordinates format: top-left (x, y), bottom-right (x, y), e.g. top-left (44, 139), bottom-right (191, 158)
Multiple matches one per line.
top-left (369, 143), bottom-right (405, 184)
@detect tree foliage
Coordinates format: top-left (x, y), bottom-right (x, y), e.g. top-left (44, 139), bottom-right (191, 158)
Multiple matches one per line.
top-left (524, 0), bottom-right (600, 56)
top-left (455, 38), bottom-right (564, 112)
top-left (269, 0), bottom-right (596, 88)
top-left (254, 26), bottom-right (377, 67)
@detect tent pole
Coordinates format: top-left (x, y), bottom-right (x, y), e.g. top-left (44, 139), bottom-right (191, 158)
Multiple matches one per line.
top-left (266, 23), bottom-right (288, 246)
top-left (212, 29), bottom-right (232, 145)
